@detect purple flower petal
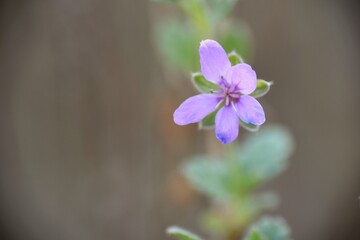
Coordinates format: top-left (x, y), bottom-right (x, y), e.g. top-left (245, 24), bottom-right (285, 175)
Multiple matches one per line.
top-left (174, 94), bottom-right (221, 125)
top-left (215, 105), bottom-right (239, 144)
top-left (234, 95), bottom-right (265, 125)
top-left (199, 40), bottom-right (231, 84)
top-left (225, 63), bottom-right (257, 94)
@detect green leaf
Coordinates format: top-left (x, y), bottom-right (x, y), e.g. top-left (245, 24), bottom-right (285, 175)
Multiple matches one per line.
top-left (219, 22), bottom-right (252, 61)
top-left (155, 21), bottom-right (199, 72)
top-left (182, 157), bottom-right (229, 199)
top-left (245, 228), bottom-right (268, 240)
top-left (246, 216), bottom-right (292, 240)
top-left (178, 0), bottom-right (211, 37)
top-left (236, 126), bottom-right (295, 185)
top-left (250, 80), bottom-right (272, 98)
top-left (239, 120), bottom-right (260, 132)
top-left (228, 51), bottom-right (244, 65)
top-left (167, 226), bottom-right (203, 240)
top-left (192, 73), bottom-right (220, 93)
top-left (206, 0), bottom-right (238, 23)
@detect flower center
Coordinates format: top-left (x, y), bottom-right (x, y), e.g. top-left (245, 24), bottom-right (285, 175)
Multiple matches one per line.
top-left (218, 78), bottom-right (240, 106)
top-left (224, 89), bottom-right (240, 106)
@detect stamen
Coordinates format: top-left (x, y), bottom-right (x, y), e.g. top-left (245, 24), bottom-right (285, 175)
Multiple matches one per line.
top-left (230, 93), bottom-right (240, 98)
top-left (231, 101), bottom-right (238, 114)
top-left (233, 89), bottom-right (242, 93)
top-left (229, 84), bottom-right (237, 92)
top-left (221, 76), bottom-right (231, 88)
top-left (215, 99), bottom-right (224, 109)
top-left (225, 96), bottom-right (230, 106)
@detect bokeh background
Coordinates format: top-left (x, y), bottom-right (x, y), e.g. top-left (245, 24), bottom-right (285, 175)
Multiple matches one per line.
top-left (0, 0), bottom-right (359, 240)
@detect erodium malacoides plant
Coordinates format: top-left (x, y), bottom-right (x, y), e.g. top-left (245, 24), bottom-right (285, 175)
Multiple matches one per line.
top-left (152, 1), bottom-right (295, 240)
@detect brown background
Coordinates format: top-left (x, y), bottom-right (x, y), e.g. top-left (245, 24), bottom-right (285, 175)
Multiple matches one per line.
top-left (0, 0), bottom-right (359, 240)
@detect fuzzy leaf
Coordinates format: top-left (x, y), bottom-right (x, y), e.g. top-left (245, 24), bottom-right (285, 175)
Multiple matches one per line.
top-left (192, 73), bottom-right (220, 93)
top-left (250, 80), bottom-right (272, 98)
top-left (236, 126), bottom-right (295, 186)
top-left (167, 226), bottom-right (203, 240)
top-left (155, 21), bottom-right (199, 72)
top-left (246, 217), bottom-right (292, 240)
top-left (219, 22), bottom-right (252, 61)
top-left (245, 228), bottom-right (268, 240)
top-left (206, 0), bottom-right (237, 22)
top-left (182, 157), bottom-right (229, 199)
top-left (177, 0), bottom-right (210, 37)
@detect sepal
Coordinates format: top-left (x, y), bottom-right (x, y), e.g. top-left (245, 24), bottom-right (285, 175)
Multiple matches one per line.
top-left (239, 120), bottom-right (260, 132)
top-left (228, 51), bottom-right (244, 65)
top-left (250, 80), bottom-right (272, 98)
top-left (191, 72), bottom-right (220, 93)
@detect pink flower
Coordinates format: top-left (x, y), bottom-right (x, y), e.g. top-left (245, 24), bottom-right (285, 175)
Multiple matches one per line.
top-left (173, 40), bottom-right (266, 144)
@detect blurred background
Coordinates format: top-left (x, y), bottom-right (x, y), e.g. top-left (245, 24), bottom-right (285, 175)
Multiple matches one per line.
top-left (0, 0), bottom-right (359, 240)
